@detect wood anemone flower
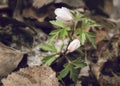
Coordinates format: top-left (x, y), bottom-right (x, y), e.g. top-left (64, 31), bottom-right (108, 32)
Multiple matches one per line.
top-left (54, 7), bottom-right (73, 25)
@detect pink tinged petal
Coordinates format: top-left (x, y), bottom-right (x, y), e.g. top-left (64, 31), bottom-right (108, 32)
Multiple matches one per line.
top-left (67, 39), bottom-right (80, 52)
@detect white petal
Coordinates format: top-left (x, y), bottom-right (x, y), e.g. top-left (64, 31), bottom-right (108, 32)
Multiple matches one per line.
top-left (55, 7), bottom-right (73, 21)
top-left (55, 16), bottom-right (65, 21)
top-left (61, 7), bottom-right (73, 20)
top-left (55, 8), bottom-right (63, 16)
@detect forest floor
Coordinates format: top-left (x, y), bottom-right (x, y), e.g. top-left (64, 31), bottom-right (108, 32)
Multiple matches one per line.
top-left (0, 0), bottom-right (120, 86)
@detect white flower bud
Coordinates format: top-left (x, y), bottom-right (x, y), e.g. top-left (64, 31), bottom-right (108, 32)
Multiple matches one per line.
top-left (67, 39), bottom-right (80, 52)
top-left (54, 7), bottom-right (73, 25)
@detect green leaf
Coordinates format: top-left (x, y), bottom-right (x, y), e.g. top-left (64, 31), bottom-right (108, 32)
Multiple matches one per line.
top-left (65, 27), bottom-right (71, 31)
top-left (48, 29), bottom-right (61, 44)
top-left (50, 20), bottom-right (65, 28)
top-left (73, 11), bottom-right (84, 21)
top-left (70, 67), bottom-right (79, 82)
top-left (42, 54), bottom-right (56, 66)
top-left (80, 31), bottom-right (86, 45)
top-left (81, 18), bottom-right (100, 29)
top-left (58, 63), bottom-right (72, 80)
top-left (49, 27), bottom-right (70, 42)
top-left (48, 34), bottom-right (57, 44)
top-left (49, 29), bottom-right (61, 35)
top-left (75, 29), bottom-right (86, 45)
top-left (74, 28), bottom-right (81, 35)
top-left (86, 32), bottom-right (96, 48)
top-left (72, 58), bottom-right (86, 68)
top-left (60, 29), bottom-right (67, 40)
top-left (60, 27), bottom-right (70, 40)
top-left (40, 43), bottom-right (57, 52)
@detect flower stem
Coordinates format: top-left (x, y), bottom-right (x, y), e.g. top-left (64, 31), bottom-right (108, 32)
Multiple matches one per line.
top-left (69, 20), bottom-right (78, 41)
top-left (63, 20), bottom-right (78, 62)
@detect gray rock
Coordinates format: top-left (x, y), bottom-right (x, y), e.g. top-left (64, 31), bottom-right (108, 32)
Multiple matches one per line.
top-left (55, 0), bottom-right (85, 8)
top-left (110, 0), bottom-right (120, 19)
top-left (2, 66), bottom-right (59, 86)
top-left (33, 0), bottom-right (54, 8)
top-left (0, 43), bottom-right (23, 78)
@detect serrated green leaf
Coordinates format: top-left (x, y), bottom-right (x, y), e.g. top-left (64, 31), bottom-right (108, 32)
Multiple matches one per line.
top-left (49, 27), bottom-right (70, 42)
top-left (72, 58), bottom-right (86, 68)
top-left (60, 29), bottom-right (67, 40)
top-left (58, 63), bottom-right (72, 80)
top-left (74, 28), bottom-right (81, 35)
top-left (81, 18), bottom-right (100, 29)
top-left (80, 32), bottom-right (86, 45)
top-left (40, 43), bottom-right (57, 52)
top-left (48, 29), bottom-right (60, 44)
top-left (48, 34), bottom-right (57, 44)
top-left (74, 11), bottom-right (84, 21)
top-left (42, 54), bottom-right (56, 66)
top-left (66, 27), bottom-right (71, 30)
top-left (50, 20), bottom-right (65, 28)
top-left (49, 29), bottom-right (60, 35)
top-left (70, 67), bottom-right (79, 82)
top-left (75, 29), bottom-right (86, 45)
top-left (86, 32), bottom-right (96, 48)
top-left (60, 27), bottom-right (70, 40)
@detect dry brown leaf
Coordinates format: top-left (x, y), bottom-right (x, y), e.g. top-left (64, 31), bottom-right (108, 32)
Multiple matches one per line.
top-left (22, 8), bottom-right (37, 18)
top-left (95, 29), bottom-right (106, 44)
top-left (91, 58), bottom-right (107, 80)
top-left (99, 74), bottom-right (120, 86)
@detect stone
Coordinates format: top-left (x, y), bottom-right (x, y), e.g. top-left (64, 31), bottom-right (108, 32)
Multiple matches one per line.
top-left (2, 66), bottom-right (59, 86)
top-left (0, 43), bottom-right (23, 78)
top-left (110, 0), bottom-right (120, 19)
top-left (33, 0), bottom-right (54, 8)
top-left (55, 0), bottom-right (85, 8)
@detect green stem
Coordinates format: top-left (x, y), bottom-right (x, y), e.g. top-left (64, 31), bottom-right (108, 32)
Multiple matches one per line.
top-left (64, 55), bottom-right (71, 63)
top-left (63, 20), bottom-right (78, 62)
top-left (71, 20), bottom-right (78, 37)
top-left (68, 32), bottom-right (72, 41)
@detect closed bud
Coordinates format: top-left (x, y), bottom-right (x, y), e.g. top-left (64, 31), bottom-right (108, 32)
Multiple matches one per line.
top-left (67, 39), bottom-right (80, 52)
